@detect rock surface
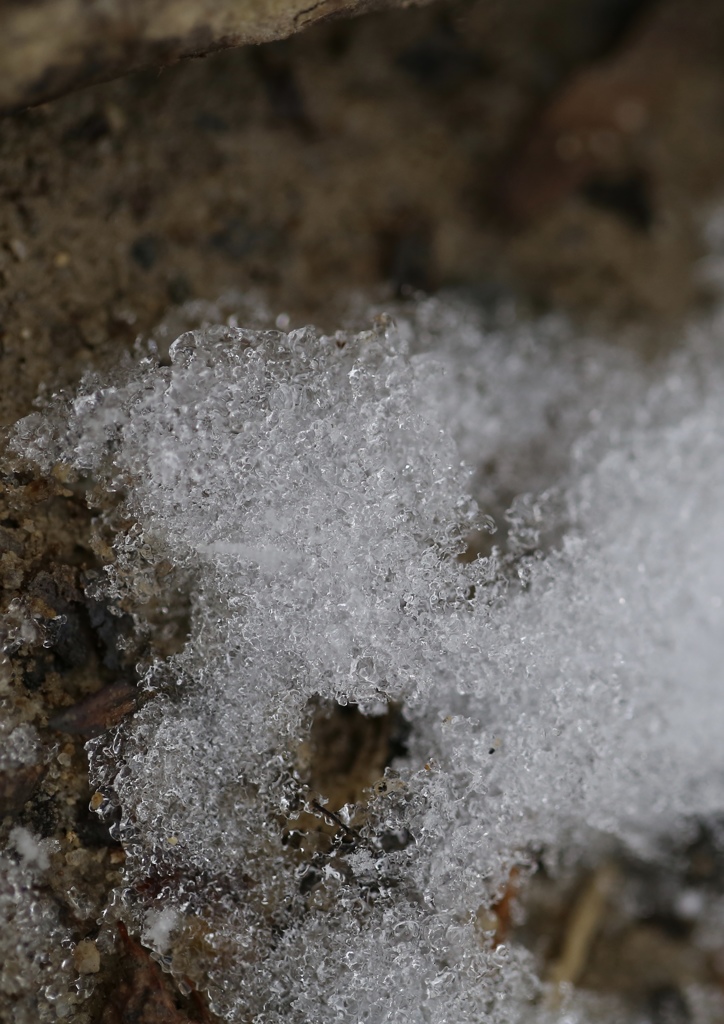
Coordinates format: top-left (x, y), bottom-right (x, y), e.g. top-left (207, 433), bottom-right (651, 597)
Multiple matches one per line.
top-left (0, 0), bottom-right (425, 113)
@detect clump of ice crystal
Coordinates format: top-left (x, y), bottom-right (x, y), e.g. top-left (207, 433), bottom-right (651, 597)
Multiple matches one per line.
top-left (12, 298), bottom-right (724, 1022)
top-left (0, 834), bottom-right (75, 1024)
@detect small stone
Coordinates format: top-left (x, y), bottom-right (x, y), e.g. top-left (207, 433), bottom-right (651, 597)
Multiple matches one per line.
top-left (48, 680), bottom-right (138, 738)
top-left (73, 939), bottom-right (100, 975)
top-left (0, 551), bottom-right (24, 590)
top-left (104, 103), bottom-right (127, 134)
top-left (7, 238), bottom-right (28, 262)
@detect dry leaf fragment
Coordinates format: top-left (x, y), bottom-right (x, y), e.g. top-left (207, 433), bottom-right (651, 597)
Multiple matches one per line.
top-left (546, 862), bottom-right (619, 1005)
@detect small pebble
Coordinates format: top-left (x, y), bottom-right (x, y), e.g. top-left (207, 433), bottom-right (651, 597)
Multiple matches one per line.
top-left (8, 238), bottom-right (28, 262)
top-left (73, 939), bottom-right (100, 975)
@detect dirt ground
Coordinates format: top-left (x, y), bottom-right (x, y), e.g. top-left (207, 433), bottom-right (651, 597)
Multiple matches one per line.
top-left (3, 0), bottom-right (724, 1020)
top-left (3, 0), bottom-right (724, 428)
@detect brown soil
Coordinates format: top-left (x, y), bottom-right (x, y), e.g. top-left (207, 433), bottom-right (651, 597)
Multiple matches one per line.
top-left (3, 0), bottom-right (724, 429)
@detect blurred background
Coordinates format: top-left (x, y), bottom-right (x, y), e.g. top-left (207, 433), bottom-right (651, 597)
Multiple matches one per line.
top-left (3, 0), bottom-right (724, 426)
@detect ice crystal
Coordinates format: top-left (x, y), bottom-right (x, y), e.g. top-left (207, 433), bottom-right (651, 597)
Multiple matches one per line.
top-left (0, 841), bottom-right (75, 1023)
top-left (0, 721), bottom-right (42, 772)
top-left (10, 297), bottom-right (724, 1021)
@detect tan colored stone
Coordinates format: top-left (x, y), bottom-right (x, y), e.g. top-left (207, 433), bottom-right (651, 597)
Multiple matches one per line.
top-left (73, 939), bottom-right (101, 975)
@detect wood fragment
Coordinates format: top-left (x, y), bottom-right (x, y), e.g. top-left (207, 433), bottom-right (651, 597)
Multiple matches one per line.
top-left (310, 799), bottom-right (358, 840)
top-left (546, 862), bottom-right (618, 1004)
top-left (48, 680), bottom-right (137, 738)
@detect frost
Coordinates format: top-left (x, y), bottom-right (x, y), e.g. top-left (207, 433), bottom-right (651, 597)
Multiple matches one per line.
top-left (141, 907), bottom-right (179, 954)
top-left (0, 850), bottom-right (76, 1023)
top-left (9, 826), bottom-right (51, 871)
top-left (12, 297), bottom-right (724, 1020)
top-left (0, 722), bottom-right (42, 771)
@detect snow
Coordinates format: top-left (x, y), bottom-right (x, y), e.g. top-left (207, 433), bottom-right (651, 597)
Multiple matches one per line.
top-left (9, 826), bottom-right (50, 871)
top-left (141, 907), bottom-right (179, 953)
top-left (0, 842), bottom-right (72, 1022)
top-left (10, 293), bottom-right (724, 1021)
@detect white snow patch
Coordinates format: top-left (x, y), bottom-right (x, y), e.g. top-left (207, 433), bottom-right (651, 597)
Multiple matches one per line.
top-left (142, 907), bottom-right (180, 954)
top-left (13, 296), bottom-right (724, 1022)
top-left (9, 827), bottom-right (50, 872)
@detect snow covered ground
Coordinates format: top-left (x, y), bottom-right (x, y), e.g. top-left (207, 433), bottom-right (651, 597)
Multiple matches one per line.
top-left (10, 290), bottom-right (724, 1022)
